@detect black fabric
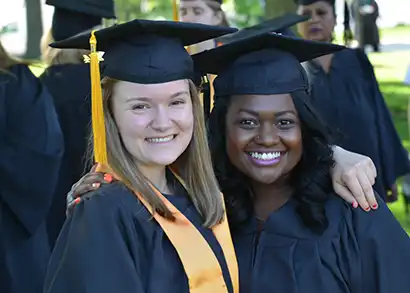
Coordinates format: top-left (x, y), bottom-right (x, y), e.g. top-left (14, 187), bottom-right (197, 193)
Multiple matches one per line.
top-left (50, 19), bottom-right (237, 84)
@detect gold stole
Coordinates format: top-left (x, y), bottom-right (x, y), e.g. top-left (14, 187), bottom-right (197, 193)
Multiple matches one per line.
top-left (97, 165), bottom-right (239, 293)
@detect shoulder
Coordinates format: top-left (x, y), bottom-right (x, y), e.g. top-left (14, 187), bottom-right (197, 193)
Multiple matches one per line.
top-left (324, 192), bottom-right (406, 238)
top-left (70, 182), bottom-right (147, 222)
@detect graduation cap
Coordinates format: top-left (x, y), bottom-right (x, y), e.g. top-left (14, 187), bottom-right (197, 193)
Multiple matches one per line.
top-left (192, 31), bottom-right (344, 101)
top-left (47, 0), bottom-right (116, 42)
top-left (214, 13), bottom-right (309, 45)
top-left (50, 19), bottom-right (237, 166)
top-left (46, 0), bottom-right (116, 19)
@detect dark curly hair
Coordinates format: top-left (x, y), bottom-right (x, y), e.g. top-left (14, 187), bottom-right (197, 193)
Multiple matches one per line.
top-left (208, 89), bottom-right (335, 235)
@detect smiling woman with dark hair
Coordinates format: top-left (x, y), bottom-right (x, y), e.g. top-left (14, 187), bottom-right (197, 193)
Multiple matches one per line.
top-left (195, 30), bottom-right (410, 292)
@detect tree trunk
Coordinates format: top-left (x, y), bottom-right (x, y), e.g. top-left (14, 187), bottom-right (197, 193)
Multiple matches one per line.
top-left (24, 0), bottom-right (43, 60)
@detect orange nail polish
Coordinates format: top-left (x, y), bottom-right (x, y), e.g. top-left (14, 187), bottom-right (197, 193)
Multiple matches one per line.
top-left (74, 198), bottom-right (81, 204)
top-left (104, 173), bottom-right (113, 183)
top-left (365, 206), bottom-right (371, 212)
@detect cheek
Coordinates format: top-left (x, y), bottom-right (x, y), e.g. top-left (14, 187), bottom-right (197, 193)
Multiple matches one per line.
top-left (173, 106), bottom-right (194, 134)
top-left (284, 130), bottom-right (303, 163)
top-left (115, 111), bottom-right (149, 139)
top-left (225, 128), bottom-right (250, 167)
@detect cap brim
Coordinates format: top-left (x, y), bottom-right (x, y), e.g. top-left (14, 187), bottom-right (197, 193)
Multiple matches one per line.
top-left (50, 19), bottom-right (238, 50)
top-left (193, 33), bottom-right (345, 74)
top-left (215, 13), bottom-right (309, 45)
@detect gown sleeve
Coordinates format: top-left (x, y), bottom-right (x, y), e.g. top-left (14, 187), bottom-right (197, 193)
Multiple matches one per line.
top-left (352, 194), bottom-right (410, 293)
top-left (44, 188), bottom-right (145, 293)
top-left (355, 49), bottom-right (410, 188)
top-left (0, 64), bottom-right (63, 235)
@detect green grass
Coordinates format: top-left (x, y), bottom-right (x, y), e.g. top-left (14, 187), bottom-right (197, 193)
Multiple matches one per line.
top-left (369, 49), bottom-right (410, 233)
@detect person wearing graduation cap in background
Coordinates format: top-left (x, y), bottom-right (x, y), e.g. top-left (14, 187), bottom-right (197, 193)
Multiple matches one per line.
top-left (44, 19), bottom-right (240, 293)
top-left (295, 0), bottom-right (410, 203)
top-left (39, 0), bottom-right (115, 249)
top-left (178, 0), bottom-right (229, 54)
top-left (0, 36), bottom-right (63, 293)
top-left (192, 25), bottom-right (410, 293)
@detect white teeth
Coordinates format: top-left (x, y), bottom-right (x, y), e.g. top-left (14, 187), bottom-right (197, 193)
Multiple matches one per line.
top-left (249, 152), bottom-right (281, 160)
top-left (146, 135), bottom-right (174, 143)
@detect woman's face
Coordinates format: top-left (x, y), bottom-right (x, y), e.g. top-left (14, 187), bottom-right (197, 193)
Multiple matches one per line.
top-left (180, 0), bottom-right (221, 26)
top-left (225, 94), bottom-right (303, 185)
top-left (111, 79), bottom-right (194, 169)
top-left (296, 1), bottom-right (336, 42)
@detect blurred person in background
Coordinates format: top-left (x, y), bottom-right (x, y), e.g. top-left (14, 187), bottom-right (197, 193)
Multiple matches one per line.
top-left (296, 0), bottom-right (410, 203)
top-left (39, 0), bottom-right (115, 249)
top-left (0, 40), bottom-right (63, 293)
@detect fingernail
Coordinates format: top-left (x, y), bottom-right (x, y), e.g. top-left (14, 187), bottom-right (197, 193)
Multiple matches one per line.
top-left (104, 173), bottom-right (113, 183)
top-left (74, 198), bottom-right (81, 205)
top-left (365, 206), bottom-right (371, 212)
top-left (92, 182), bottom-right (100, 188)
top-left (372, 203), bottom-right (378, 209)
top-left (352, 201), bottom-right (358, 208)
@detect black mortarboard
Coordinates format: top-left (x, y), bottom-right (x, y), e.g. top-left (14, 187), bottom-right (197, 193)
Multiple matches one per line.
top-left (51, 8), bottom-right (103, 42)
top-left (47, 0), bottom-right (116, 42)
top-left (50, 19), bottom-right (237, 84)
top-left (215, 13), bottom-right (308, 45)
top-left (46, 0), bottom-right (116, 19)
top-left (193, 32), bottom-right (344, 99)
top-left (49, 19), bottom-right (237, 166)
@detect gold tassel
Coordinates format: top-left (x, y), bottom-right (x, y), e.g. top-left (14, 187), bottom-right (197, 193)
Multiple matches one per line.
top-left (89, 31), bottom-right (108, 165)
top-left (172, 0), bottom-right (179, 21)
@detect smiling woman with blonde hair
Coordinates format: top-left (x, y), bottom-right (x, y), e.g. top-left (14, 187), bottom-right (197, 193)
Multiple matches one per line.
top-left (43, 19), bottom-right (239, 293)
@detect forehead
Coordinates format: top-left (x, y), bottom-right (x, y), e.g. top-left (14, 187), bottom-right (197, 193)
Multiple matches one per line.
top-left (298, 1), bottom-right (333, 10)
top-left (180, 0), bottom-right (208, 8)
top-left (113, 79), bottom-right (190, 99)
top-left (228, 94), bottom-right (296, 113)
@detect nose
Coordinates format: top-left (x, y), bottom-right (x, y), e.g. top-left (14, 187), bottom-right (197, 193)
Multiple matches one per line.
top-left (255, 124), bottom-right (280, 146)
top-left (151, 107), bottom-right (173, 132)
top-left (309, 11), bottom-right (320, 22)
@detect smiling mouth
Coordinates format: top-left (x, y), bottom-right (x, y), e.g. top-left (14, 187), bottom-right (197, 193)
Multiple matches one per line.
top-left (246, 151), bottom-right (286, 166)
top-left (145, 135), bottom-right (177, 143)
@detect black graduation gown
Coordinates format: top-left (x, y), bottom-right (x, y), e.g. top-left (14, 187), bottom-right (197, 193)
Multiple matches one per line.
top-left (40, 64), bottom-right (91, 248)
top-left (0, 64), bottom-right (64, 293)
top-left (304, 49), bottom-right (410, 200)
top-left (44, 182), bottom-right (234, 293)
top-left (233, 194), bottom-right (410, 293)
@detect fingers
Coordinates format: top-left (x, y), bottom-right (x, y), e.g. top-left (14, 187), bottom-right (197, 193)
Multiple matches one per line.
top-left (333, 182), bottom-right (359, 209)
top-left (356, 171), bottom-right (378, 210)
top-left (364, 156), bottom-right (377, 182)
top-left (66, 172), bottom-right (115, 214)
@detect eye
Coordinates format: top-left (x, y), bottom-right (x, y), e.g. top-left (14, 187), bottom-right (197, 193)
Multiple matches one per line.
top-left (171, 99), bottom-right (186, 106)
top-left (193, 7), bottom-right (204, 16)
top-left (301, 10), bottom-right (311, 17)
top-left (277, 119), bottom-right (295, 129)
top-left (179, 8), bottom-right (187, 16)
top-left (316, 9), bottom-right (327, 16)
top-left (239, 119), bottom-right (258, 127)
top-left (131, 104), bottom-right (149, 111)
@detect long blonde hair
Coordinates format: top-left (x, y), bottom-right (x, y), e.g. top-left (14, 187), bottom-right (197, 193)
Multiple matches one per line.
top-left (92, 77), bottom-right (224, 227)
top-left (40, 27), bottom-right (90, 66)
top-left (0, 41), bottom-right (19, 70)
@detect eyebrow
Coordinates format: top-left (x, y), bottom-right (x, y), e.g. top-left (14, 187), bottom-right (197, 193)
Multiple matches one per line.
top-left (125, 91), bottom-right (189, 103)
top-left (238, 109), bottom-right (296, 116)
